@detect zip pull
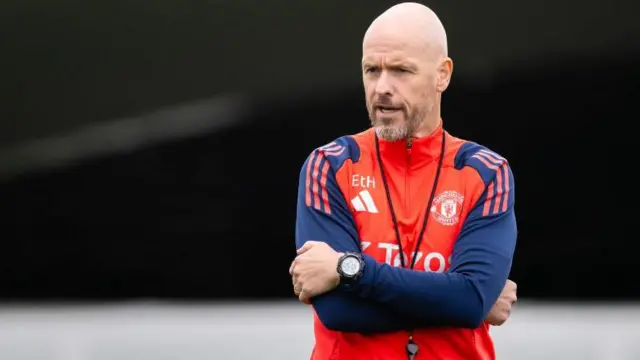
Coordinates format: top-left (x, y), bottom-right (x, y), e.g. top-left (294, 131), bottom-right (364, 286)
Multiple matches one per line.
top-left (406, 335), bottom-right (419, 360)
top-left (406, 138), bottom-right (413, 149)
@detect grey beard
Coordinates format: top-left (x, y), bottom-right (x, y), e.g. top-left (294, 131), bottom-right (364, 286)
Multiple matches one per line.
top-left (370, 102), bottom-right (433, 142)
top-left (375, 124), bottom-right (411, 142)
top-left (371, 113), bottom-right (423, 142)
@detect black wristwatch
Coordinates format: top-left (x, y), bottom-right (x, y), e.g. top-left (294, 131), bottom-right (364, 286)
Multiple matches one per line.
top-left (336, 252), bottom-right (365, 288)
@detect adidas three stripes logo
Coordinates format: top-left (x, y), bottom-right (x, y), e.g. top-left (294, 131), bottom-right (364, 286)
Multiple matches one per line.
top-left (351, 190), bottom-right (378, 213)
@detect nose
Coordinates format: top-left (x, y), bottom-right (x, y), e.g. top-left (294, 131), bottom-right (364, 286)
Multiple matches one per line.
top-left (374, 71), bottom-right (393, 96)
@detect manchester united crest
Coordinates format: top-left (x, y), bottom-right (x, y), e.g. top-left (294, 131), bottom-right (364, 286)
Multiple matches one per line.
top-left (431, 190), bottom-right (464, 226)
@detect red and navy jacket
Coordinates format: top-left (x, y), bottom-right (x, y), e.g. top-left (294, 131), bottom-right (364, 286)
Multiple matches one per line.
top-left (295, 124), bottom-right (517, 360)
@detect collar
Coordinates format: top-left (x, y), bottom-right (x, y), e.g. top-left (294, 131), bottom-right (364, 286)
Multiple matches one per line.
top-left (376, 123), bottom-right (445, 169)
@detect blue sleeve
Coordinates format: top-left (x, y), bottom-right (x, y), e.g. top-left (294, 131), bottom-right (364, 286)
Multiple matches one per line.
top-left (350, 154), bottom-right (517, 329)
top-left (295, 142), bottom-right (419, 333)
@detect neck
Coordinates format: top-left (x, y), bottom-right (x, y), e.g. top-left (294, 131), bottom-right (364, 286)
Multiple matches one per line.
top-left (411, 114), bottom-right (442, 139)
top-left (410, 100), bottom-right (442, 138)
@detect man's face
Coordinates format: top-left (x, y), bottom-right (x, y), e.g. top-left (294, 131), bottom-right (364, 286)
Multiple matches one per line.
top-left (362, 36), bottom-right (438, 142)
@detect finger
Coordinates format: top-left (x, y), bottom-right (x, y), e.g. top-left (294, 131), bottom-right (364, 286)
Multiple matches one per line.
top-left (292, 265), bottom-right (303, 277)
top-left (290, 258), bottom-right (301, 275)
top-left (297, 241), bottom-right (319, 254)
top-left (503, 288), bottom-right (517, 302)
top-left (299, 289), bottom-right (311, 303)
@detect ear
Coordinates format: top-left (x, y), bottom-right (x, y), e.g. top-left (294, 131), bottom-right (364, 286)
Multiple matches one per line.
top-left (436, 57), bottom-right (453, 92)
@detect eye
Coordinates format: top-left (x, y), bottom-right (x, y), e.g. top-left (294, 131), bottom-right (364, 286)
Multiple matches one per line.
top-left (363, 66), bottom-right (380, 74)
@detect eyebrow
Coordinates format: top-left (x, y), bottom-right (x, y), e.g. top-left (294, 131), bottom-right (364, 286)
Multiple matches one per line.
top-left (361, 59), bottom-right (418, 71)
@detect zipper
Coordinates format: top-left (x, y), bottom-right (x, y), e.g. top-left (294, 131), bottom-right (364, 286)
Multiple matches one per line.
top-left (405, 139), bottom-right (411, 214)
top-left (404, 139), bottom-right (412, 254)
top-left (405, 138), bottom-right (418, 359)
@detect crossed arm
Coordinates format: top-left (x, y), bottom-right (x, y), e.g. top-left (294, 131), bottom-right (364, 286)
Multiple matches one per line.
top-left (290, 154), bottom-right (518, 333)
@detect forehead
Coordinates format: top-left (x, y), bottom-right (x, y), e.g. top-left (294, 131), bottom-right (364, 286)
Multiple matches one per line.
top-left (362, 31), bottom-right (425, 64)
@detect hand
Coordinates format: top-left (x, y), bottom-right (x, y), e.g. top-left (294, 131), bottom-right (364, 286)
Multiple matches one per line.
top-left (290, 271), bottom-right (312, 306)
top-left (289, 241), bottom-right (342, 303)
top-left (485, 279), bottom-right (517, 326)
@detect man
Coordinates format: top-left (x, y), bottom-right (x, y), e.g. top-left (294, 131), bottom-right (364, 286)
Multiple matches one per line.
top-left (289, 3), bottom-right (517, 360)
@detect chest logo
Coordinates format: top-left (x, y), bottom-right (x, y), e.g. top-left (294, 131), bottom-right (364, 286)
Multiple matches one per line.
top-left (351, 190), bottom-right (379, 214)
top-left (430, 190), bottom-right (464, 226)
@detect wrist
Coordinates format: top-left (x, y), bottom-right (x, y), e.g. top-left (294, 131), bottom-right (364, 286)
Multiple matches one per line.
top-left (336, 252), bottom-right (365, 291)
top-left (353, 254), bottom-right (377, 298)
top-left (334, 252), bottom-right (344, 287)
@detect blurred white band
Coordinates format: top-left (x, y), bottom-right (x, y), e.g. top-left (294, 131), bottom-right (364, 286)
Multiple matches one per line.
top-left (0, 94), bottom-right (247, 180)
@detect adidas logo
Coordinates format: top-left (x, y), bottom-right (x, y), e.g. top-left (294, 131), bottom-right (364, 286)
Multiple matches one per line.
top-left (351, 190), bottom-right (378, 213)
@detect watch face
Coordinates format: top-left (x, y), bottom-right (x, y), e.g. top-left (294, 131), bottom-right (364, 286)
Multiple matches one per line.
top-left (341, 256), bottom-right (361, 276)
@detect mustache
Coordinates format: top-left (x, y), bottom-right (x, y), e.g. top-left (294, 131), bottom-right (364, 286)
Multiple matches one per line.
top-left (371, 97), bottom-right (404, 110)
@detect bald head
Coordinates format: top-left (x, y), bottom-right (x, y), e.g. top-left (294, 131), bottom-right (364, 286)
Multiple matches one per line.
top-left (363, 2), bottom-right (448, 60)
top-left (361, 3), bottom-right (453, 141)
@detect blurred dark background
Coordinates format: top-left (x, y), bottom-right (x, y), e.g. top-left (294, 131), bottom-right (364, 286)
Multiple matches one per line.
top-left (0, 0), bottom-right (637, 302)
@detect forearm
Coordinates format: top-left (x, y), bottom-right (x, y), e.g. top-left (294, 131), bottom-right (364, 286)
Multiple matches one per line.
top-left (351, 253), bottom-right (512, 329)
top-left (348, 204), bottom-right (518, 328)
top-left (312, 289), bottom-right (419, 333)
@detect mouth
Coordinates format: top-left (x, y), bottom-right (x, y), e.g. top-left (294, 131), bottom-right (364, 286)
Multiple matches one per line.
top-left (375, 105), bottom-right (402, 115)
